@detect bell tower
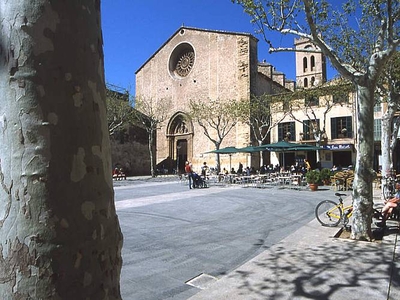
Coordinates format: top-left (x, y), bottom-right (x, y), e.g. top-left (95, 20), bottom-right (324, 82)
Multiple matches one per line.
top-left (295, 37), bottom-right (326, 89)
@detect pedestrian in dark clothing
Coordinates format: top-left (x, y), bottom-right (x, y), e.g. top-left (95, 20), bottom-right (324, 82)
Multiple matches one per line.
top-left (185, 161), bottom-right (193, 189)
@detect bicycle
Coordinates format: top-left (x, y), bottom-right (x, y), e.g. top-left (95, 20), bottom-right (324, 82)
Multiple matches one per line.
top-left (315, 193), bottom-right (353, 227)
top-left (382, 175), bottom-right (396, 201)
top-left (315, 193), bottom-right (384, 227)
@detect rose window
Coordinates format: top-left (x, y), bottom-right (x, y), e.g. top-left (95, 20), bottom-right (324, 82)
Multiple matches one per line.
top-left (175, 51), bottom-right (195, 77)
top-left (169, 43), bottom-right (195, 78)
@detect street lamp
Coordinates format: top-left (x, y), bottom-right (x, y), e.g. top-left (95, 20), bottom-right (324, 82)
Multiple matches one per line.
top-left (176, 144), bottom-right (181, 174)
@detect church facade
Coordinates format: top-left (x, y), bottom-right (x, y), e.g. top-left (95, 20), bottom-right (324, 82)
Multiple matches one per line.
top-left (135, 26), bottom-right (292, 173)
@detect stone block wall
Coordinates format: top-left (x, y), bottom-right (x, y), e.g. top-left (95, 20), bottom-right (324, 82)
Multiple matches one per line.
top-left (110, 125), bottom-right (151, 176)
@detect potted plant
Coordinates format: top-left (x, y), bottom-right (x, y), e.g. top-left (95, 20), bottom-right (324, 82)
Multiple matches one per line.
top-left (306, 169), bottom-right (321, 191)
top-left (320, 168), bottom-right (333, 185)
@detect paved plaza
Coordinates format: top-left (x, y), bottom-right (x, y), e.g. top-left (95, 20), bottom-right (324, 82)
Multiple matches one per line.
top-left (113, 176), bottom-right (399, 300)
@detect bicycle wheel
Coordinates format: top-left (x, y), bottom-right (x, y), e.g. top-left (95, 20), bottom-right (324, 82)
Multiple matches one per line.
top-left (383, 184), bottom-right (393, 201)
top-left (315, 200), bottom-right (342, 227)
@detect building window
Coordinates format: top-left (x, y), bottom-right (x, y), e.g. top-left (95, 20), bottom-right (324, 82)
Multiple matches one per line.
top-left (303, 119), bottom-right (319, 140)
top-left (311, 76), bottom-right (315, 86)
top-left (311, 56), bottom-right (315, 71)
top-left (303, 57), bottom-right (308, 72)
top-left (331, 116), bottom-right (353, 139)
top-left (304, 78), bottom-right (308, 87)
top-left (374, 102), bottom-right (382, 112)
top-left (305, 95), bottom-right (319, 106)
top-left (374, 119), bottom-right (381, 141)
top-left (278, 122), bottom-right (295, 141)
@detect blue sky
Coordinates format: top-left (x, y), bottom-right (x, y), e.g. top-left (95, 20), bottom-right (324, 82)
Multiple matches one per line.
top-left (101, 0), bottom-right (336, 95)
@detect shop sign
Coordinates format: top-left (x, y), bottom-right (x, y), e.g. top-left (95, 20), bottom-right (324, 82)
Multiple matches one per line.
top-left (326, 144), bottom-right (352, 150)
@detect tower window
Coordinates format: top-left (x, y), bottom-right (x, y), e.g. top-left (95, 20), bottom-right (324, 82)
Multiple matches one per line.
top-left (304, 78), bottom-right (308, 87)
top-left (311, 56), bottom-right (315, 71)
top-left (303, 57), bottom-right (308, 72)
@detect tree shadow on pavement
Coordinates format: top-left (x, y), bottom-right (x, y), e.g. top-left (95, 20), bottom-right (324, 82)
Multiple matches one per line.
top-left (225, 237), bottom-right (397, 299)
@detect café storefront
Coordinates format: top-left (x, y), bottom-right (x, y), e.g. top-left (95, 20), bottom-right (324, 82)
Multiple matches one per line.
top-left (324, 143), bottom-right (354, 169)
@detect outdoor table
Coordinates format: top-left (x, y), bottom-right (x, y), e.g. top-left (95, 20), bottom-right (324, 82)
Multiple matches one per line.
top-left (277, 172), bottom-right (291, 185)
top-left (240, 175), bottom-right (255, 187)
top-left (289, 174), bottom-right (302, 189)
top-left (255, 174), bottom-right (269, 188)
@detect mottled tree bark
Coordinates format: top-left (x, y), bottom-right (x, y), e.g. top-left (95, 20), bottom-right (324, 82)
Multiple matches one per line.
top-left (351, 84), bottom-right (375, 240)
top-left (381, 102), bottom-right (396, 179)
top-left (0, 1), bottom-right (123, 299)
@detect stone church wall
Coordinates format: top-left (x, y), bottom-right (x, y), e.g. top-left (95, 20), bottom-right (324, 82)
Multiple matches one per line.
top-left (135, 27), bottom-right (291, 172)
top-left (136, 28), bottom-right (257, 171)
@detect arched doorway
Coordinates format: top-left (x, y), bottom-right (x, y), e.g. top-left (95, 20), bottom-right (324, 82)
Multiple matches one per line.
top-left (176, 140), bottom-right (187, 173)
top-left (166, 112), bottom-right (193, 173)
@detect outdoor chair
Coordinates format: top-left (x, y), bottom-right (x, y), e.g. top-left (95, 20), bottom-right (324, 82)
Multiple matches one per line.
top-left (330, 172), bottom-right (345, 191)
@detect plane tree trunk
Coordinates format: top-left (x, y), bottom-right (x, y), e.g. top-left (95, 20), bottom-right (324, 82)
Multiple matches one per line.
top-left (351, 84), bottom-right (375, 240)
top-left (0, 1), bottom-right (123, 299)
top-left (381, 114), bottom-right (394, 177)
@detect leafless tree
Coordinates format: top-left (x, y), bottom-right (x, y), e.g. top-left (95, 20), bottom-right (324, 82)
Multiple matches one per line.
top-left (189, 99), bottom-right (244, 171)
top-left (134, 96), bottom-right (172, 177)
top-left (106, 85), bottom-right (135, 136)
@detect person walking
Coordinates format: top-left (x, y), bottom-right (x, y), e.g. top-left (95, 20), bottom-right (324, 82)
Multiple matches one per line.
top-left (185, 161), bottom-right (193, 189)
top-left (304, 159), bottom-right (311, 172)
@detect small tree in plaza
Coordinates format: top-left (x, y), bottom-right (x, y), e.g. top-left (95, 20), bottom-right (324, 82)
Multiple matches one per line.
top-left (189, 98), bottom-right (245, 171)
top-left (106, 84), bottom-right (135, 136)
top-left (242, 94), bottom-right (289, 166)
top-left (233, 0), bottom-right (400, 240)
top-left (133, 96), bottom-right (172, 177)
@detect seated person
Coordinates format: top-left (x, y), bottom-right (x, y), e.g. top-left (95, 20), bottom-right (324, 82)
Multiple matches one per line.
top-left (112, 167), bottom-right (126, 180)
top-left (119, 168), bottom-right (126, 180)
top-left (218, 168), bottom-right (229, 182)
top-left (377, 181), bottom-right (400, 227)
top-left (245, 166), bottom-right (251, 176)
top-left (259, 165), bottom-right (266, 174)
top-left (112, 167), bottom-right (120, 179)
